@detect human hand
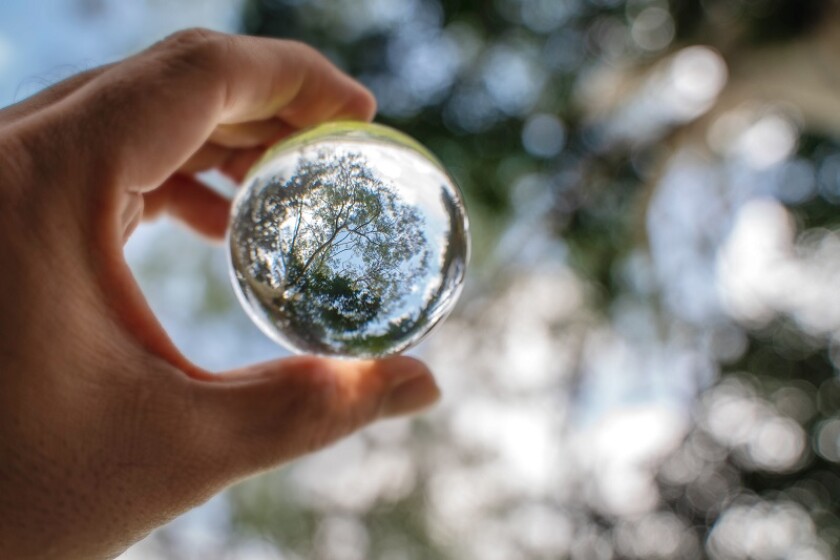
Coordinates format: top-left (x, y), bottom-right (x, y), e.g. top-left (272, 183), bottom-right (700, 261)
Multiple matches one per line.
top-left (0, 29), bottom-right (440, 559)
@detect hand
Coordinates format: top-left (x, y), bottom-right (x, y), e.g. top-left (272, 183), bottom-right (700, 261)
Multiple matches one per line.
top-left (0, 29), bottom-right (440, 559)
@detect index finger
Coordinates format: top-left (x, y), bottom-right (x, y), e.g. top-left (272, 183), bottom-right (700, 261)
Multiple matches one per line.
top-left (14, 29), bottom-right (376, 196)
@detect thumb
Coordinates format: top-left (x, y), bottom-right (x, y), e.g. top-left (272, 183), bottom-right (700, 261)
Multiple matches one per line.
top-left (189, 355), bottom-right (440, 481)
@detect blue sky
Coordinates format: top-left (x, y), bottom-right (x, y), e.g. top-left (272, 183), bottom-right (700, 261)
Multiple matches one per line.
top-left (0, 0), bottom-right (242, 108)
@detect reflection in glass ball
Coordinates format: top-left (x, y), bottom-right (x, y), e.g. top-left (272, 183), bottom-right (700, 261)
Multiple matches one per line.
top-left (228, 122), bottom-right (469, 358)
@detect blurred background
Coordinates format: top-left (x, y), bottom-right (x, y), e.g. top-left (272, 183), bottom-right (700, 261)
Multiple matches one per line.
top-left (4, 0), bottom-right (840, 558)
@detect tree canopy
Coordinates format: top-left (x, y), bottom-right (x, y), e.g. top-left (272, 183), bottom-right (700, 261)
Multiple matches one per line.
top-left (232, 148), bottom-right (430, 355)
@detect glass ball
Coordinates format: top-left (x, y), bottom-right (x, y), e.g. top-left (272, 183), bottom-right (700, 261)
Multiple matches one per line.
top-left (228, 121), bottom-right (469, 358)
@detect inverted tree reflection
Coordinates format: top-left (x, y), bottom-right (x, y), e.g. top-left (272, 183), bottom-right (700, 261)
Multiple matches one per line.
top-left (236, 149), bottom-right (430, 354)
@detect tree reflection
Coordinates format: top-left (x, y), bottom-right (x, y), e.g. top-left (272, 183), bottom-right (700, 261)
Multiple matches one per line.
top-left (240, 149), bottom-right (430, 354)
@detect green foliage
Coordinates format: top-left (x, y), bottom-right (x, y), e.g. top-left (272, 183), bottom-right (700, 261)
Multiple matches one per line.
top-left (226, 0), bottom-right (840, 558)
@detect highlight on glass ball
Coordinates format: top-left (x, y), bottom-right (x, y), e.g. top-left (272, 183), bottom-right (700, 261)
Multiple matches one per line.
top-left (228, 121), bottom-right (470, 358)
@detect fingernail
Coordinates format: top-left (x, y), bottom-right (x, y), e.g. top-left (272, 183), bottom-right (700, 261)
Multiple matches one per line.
top-left (381, 374), bottom-right (441, 418)
top-left (382, 356), bottom-right (429, 384)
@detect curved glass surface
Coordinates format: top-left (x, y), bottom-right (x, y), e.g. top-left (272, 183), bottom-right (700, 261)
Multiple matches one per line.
top-left (228, 122), bottom-right (469, 358)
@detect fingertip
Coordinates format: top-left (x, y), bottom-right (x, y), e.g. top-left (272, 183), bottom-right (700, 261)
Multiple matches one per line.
top-left (380, 372), bottom-right (441, 418)
top-left (335, 75), bottom-right (377, 123)
top-left (308, 42), bottom-right (377, 122)
top-left (302, 355), bottom-right (430, 403)
top-left (303, 355), bottom-right (437, 416)
top-left (363, 354), bottom-right (429, 385)
top-left (153, 174), bottom-right (231, 239)
top-left (356, 85), bottom-right (378, 122)
top-left (220, 147), bottom-right (266, 183)
top-left (365, 355), bottom-right (439, 418)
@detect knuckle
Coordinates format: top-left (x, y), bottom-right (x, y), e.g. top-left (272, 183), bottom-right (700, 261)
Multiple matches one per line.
top-left (284, 38), bottom-right (314, 54)
top-left (288, 40), bottom-right (326, 64)
top-left (162, 27), bottom-right (220, 49)
top-left (155, 27), bottom-right (231, 71)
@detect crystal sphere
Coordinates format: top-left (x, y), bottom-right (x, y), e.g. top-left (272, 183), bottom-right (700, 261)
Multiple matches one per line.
top-left (228, 122), bottom-right (469, 358)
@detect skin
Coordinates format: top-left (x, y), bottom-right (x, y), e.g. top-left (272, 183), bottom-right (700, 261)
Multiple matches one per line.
top-left (0, 29), bottom-right (440, 559)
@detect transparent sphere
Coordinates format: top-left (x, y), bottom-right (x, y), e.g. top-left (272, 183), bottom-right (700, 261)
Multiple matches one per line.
top-left (228, 122), bottom-right (469, 358)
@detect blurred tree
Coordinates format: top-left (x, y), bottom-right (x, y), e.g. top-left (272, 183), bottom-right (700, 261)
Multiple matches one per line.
top-left (213, 0), bottom-right (840, 558)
